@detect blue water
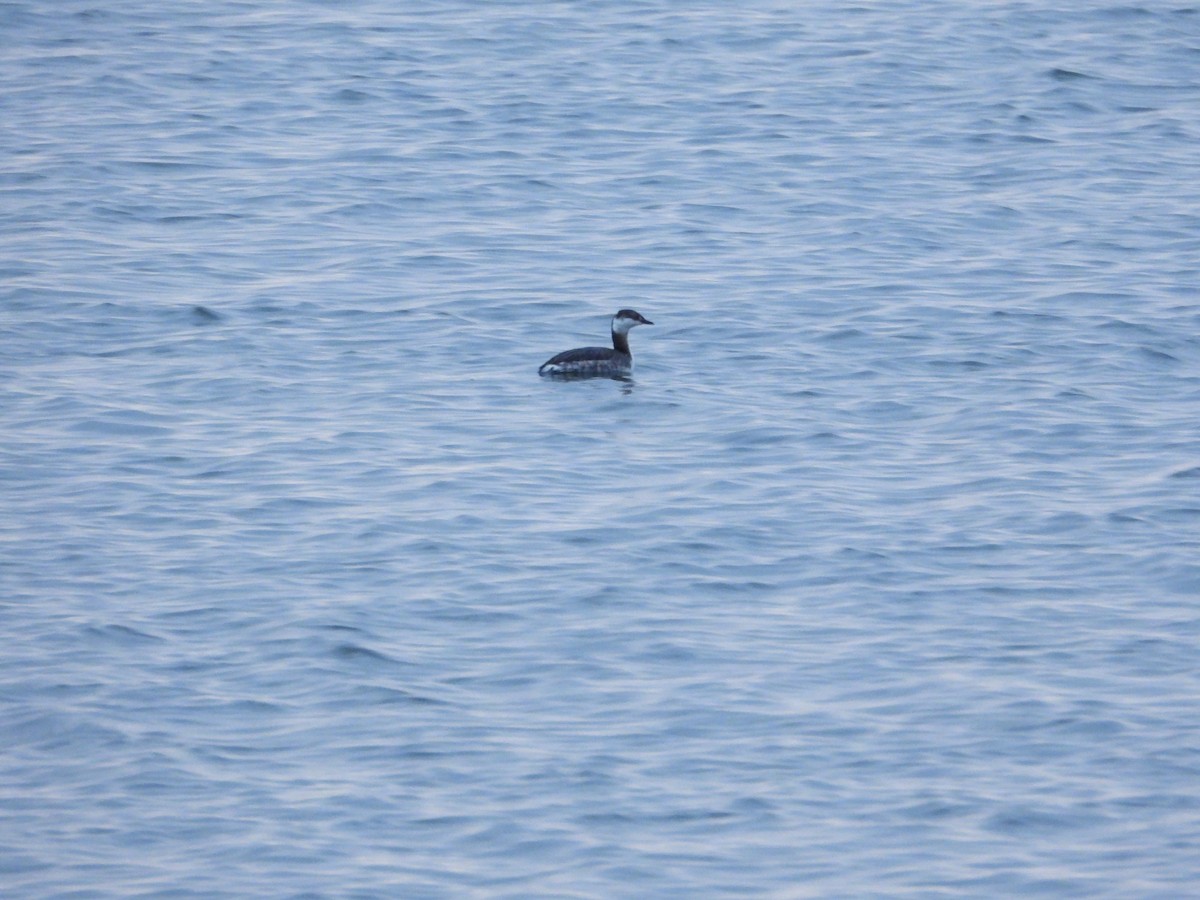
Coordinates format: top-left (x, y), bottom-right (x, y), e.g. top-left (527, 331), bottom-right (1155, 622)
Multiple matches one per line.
top-left (3, 1), bottom-right (1200, 896)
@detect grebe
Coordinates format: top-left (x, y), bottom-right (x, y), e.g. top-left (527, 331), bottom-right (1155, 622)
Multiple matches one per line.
top-left (538, 309), bottom-right (654, 378)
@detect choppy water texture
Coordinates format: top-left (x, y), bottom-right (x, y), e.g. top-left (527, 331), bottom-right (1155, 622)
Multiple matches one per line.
top-left (3, 2), bottom-right (1200, 896)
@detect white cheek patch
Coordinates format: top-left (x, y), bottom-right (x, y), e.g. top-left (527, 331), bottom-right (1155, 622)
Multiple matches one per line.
top-left (612, 316), bottom-right (639, 334)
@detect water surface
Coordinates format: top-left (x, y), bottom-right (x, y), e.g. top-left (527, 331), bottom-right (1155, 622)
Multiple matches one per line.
top-left (3, 2), bottom-right (1200, 896)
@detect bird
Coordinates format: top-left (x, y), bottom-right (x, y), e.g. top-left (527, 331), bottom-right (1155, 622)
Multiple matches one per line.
top-left (538, 309), bottom-right (654, 378)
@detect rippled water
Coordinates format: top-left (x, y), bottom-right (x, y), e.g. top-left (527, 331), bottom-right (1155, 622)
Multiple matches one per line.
top-left (4, 1), bottom-right (1200, 896)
